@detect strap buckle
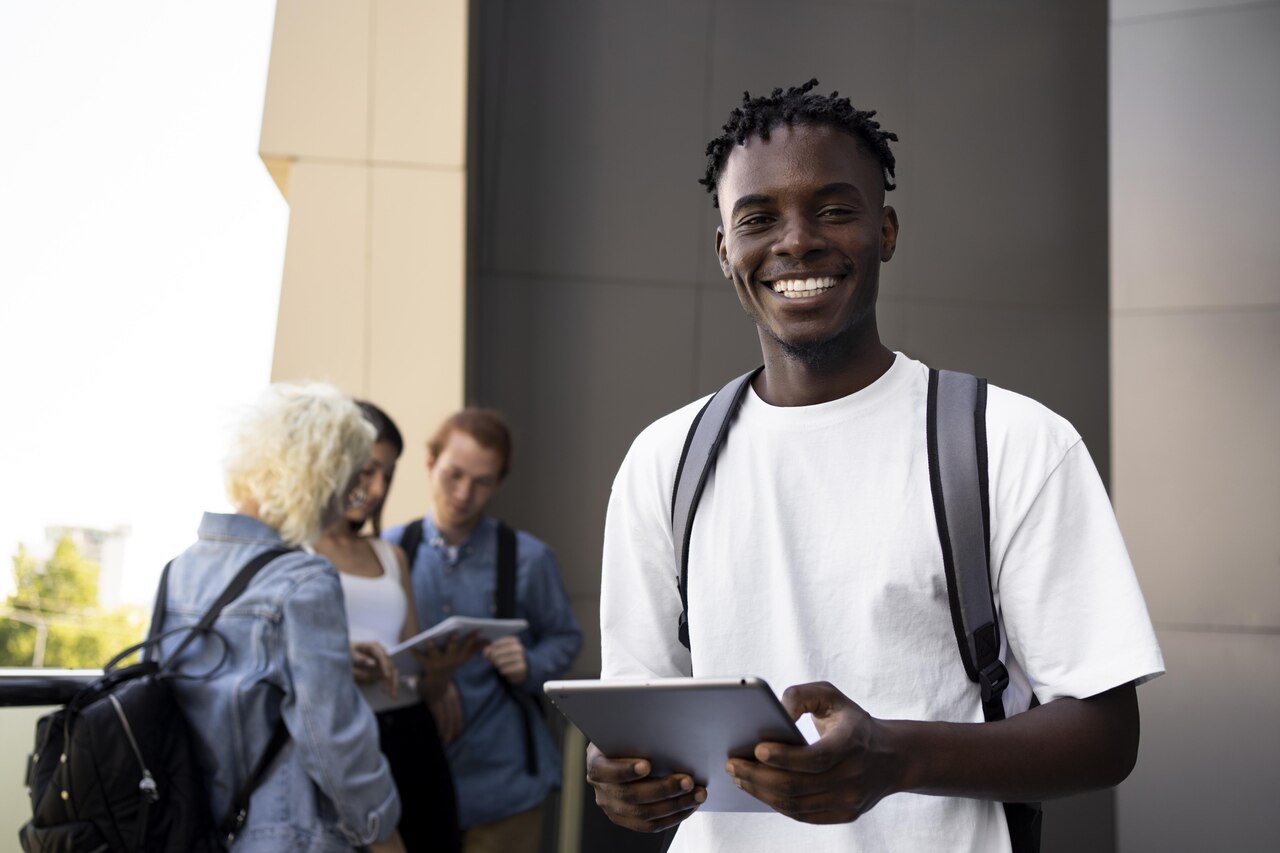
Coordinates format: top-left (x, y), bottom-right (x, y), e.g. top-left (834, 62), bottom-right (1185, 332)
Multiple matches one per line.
top-left (978, 660), bottom-right (1009, 703)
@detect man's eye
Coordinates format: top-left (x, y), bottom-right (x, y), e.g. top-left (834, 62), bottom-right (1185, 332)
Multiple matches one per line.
top-left (820, 207), bottom-right (853, 217)
top-left (739, 214), bottom-right (773, 227)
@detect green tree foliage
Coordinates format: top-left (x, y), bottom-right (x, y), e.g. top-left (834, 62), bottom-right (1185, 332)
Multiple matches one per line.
top-left (0, 537), bottom-right (146, 668)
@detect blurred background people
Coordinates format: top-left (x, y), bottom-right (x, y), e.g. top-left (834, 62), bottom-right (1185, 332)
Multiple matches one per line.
top-left (315, 401), bottom-right (481, 853)
top-left (158, 382), bottom-right (404, 852)
top-left (385, 409), bottom-right (582, 853)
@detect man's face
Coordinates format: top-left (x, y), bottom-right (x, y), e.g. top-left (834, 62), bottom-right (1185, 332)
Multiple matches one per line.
top-left (715, 123), bottom-right (898, 363)
top-left (426, 429), bottom-right (503, 534)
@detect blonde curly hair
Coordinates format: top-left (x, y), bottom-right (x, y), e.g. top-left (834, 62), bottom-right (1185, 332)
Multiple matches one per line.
top-left (224, 382), bottom-right (375, 546)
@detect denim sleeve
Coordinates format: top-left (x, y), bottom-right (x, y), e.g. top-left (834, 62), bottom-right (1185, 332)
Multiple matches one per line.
top-left (279, 571), bottom-right (401, 845)
top-left (520, 546), bottom-right (583, 692)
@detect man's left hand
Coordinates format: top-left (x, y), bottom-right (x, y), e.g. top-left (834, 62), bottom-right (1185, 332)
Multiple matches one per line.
top-left (725, 681), bottom-right (901, 824)
top-left (484, 635), bottom-right (529, 684)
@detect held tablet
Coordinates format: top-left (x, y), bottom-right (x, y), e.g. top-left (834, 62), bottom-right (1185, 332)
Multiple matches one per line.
top-left (543, 676), bottom-right (806, 812)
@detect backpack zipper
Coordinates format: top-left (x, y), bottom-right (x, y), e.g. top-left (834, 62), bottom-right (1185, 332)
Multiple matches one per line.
top-left (107, 693), bottom-right (159, 851)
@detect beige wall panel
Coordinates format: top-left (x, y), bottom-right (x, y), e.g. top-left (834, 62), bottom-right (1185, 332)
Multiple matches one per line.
top-left (261, 0), bottom-right (370, 163)
top-left (1111, 6), bottom-right (1280, 312)
top-left (1112, 310), bottom-right (1280, 629)
top-left (271, 161), bottom-right (368, 392)
top-left (372, 0), bottom-right (468, 168)
top-left (368, 166), bottom-right (466, 528)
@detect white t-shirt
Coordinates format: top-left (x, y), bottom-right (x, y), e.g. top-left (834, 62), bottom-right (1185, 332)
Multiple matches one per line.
top-left (601, 353), bottom-right (1164, 853)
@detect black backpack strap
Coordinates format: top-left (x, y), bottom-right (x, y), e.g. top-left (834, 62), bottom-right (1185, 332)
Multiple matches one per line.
top-left (218, 717), bottom-right (290, 844)
top-left (927, 368), bottom-right (1041, 852)
top-left (158, 547), bottom-right (294, 672)
top-left (495, 522), bottom-right (518, 619)
top-left (400, 518), bottom-right (426, 571)
top-left (671, 367), bottom-right (761, 653)
top-left (491, 521), bottom-right (539, 775)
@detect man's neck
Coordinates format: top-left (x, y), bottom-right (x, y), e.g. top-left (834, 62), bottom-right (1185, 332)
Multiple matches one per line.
top-left (755, 333), bottom-right (895, 407)
top-left (432, 513), bottom-right (482, 547)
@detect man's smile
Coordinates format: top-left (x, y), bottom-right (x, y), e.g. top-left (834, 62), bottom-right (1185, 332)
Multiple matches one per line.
top-left (765, 274), bottom-right (844, 299)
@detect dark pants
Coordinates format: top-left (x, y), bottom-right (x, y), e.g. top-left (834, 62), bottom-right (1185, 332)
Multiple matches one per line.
top-left (376, 703), bottom-right (461, 853)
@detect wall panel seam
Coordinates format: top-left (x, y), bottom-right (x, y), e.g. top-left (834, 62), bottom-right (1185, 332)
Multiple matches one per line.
top-left (1112, 0), bottom-right (1280, 27)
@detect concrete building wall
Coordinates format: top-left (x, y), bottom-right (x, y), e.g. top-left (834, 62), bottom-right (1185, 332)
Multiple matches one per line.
top-left (1110, 1), bottom-right (1280, 850)
top-left (262, 0), bottom-right (470, 527)
top-left (469, 1), bottom-right (1114, 850)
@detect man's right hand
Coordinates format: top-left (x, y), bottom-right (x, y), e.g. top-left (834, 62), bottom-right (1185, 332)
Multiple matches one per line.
top-left (585, 742), bottom-right (706, 832)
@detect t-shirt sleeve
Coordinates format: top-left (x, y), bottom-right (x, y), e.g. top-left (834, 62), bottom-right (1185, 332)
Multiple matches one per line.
top-left (600, 420), bottom-right (694, 679)
top-left (996, 439), bottom-right (1165, 704)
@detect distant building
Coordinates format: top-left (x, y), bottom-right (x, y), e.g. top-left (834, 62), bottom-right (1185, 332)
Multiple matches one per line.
top-left (44, 525), bottom-right (130, 610)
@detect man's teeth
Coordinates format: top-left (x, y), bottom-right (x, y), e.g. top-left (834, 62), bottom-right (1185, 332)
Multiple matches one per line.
top-left (771, 276), bottom-right (839, 298)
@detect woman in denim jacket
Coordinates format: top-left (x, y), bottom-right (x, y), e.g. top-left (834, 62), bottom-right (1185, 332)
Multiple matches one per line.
top-left (158, 383), bottom-right (405, 852)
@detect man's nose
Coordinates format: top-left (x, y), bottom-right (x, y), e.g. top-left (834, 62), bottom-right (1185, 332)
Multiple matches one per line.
top-left (772, 215), bottom-right (826, 258)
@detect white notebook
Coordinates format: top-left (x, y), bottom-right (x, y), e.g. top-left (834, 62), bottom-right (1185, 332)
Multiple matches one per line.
top-left (386, 615), bottom-right (528, 656)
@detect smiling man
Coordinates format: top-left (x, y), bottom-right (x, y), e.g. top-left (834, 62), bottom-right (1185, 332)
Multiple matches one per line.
top-left (588, 80), bottom-right (1164, 852)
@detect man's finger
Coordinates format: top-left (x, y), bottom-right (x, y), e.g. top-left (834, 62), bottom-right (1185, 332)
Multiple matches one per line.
top-left (750, 738), bottom-right (842, 774)
top-left (726, 756), bottom-right (831, 797)
top-left (780, 681), bottom-right (847, 720)
top-left (586, 744), bottom-right (652, 784)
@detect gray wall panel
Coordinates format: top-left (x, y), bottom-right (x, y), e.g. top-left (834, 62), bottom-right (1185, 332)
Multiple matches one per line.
top-left (1111, 6), bottom-right (1280, 312)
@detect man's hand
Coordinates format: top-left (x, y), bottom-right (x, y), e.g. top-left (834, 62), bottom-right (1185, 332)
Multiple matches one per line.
top-left (415, 632), bottom-right (485, 702)
top-left (725, 681), bottom-right (900, 824)
top-left (483, 635), bottom-right (529, 685)
top-left (586, 742), bottom-right (706, 832)
top-left (429, 681), bottom-right (465, 744)
top-left (350, 641), bottom-right (398, 699)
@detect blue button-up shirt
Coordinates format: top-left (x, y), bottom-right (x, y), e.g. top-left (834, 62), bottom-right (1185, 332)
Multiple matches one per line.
top-left (161, 513), bottom-right (399, 851)
top-left (384, 514), bottom-right (582, 828)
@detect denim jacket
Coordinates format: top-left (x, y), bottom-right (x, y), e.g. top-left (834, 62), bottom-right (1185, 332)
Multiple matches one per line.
top-left (158, 513), bottom-right (399, 851)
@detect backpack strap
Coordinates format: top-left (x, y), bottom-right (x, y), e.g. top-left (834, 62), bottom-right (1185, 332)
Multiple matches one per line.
top-left (491, 520), bottom-right (539, 776)
top-left (671, 367), bottom-right (762, 652)
top-left (218, 718), bottom-right (291, 844)
top-left (400, 518), bottom-right (426, 570)
top-left (495, 521), bottom-right (518, 619)
top-left (927, 369), bottom-right (1043, 853)
top-left (130, 548), bottom-right (293, 671)
top-left (926, 369), bottom-right (1007, 720)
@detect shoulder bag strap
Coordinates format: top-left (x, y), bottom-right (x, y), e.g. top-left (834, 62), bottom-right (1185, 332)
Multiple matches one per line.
top-left (671, 367), bottom-right (762, 652)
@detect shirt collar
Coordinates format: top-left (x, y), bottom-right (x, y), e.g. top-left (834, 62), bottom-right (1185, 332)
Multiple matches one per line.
top-left (423, 513), bottom-right (495, 553)
top-left (197, 511), bottom-right (287, 544)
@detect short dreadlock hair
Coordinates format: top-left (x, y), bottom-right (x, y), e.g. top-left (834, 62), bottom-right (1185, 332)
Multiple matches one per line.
top-left (699, 78), bottom-right (898, 208)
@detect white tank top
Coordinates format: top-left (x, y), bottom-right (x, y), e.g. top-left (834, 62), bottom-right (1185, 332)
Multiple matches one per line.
top-left (338, 538), bottom-right (407, 650)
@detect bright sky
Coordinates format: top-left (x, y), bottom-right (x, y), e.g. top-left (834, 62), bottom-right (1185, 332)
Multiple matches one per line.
top-left (0, 2), bottom-right (286, 606)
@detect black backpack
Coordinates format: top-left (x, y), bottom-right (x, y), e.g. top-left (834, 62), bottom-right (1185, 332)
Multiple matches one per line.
top-left (19, 548), bottom-right (292, 853)
top-left (671, 367), bottom-right (1042, 852)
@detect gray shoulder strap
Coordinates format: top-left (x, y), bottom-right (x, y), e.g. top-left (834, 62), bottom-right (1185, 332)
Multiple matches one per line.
top-left (927, 368), bottom-right (1008, 721)
top-left (671, 367), bottom-right (762, 651)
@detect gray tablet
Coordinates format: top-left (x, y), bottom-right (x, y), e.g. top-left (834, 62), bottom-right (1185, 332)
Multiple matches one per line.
top-left (543, 676), bottom-right (805, 812)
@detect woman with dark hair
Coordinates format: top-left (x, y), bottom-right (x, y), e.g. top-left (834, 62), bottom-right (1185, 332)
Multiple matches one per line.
top-left (315, 401), bottom-right (477, 853)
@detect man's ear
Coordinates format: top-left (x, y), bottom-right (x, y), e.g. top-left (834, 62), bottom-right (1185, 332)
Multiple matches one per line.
top-left (715, 226), bottom-right (732, 279)
top-left (880, 206), bottom-right (899, 262)
top-left (425, 450), bottom-right (436, 475)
